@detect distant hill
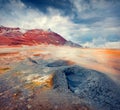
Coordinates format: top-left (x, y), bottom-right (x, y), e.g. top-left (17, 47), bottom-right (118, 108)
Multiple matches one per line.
top-left (0, 26), bottom-right (82, 47)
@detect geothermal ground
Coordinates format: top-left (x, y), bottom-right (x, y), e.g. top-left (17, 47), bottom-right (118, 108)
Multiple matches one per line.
top-left (0, 45), bottom-right (120, 110)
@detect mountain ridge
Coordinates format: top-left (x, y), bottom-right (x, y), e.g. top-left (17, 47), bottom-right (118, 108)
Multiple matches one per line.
top-left (0, 26), bottom-right (82, 47)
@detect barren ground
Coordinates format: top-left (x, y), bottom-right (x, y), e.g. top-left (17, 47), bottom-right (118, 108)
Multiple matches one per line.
top-left (0, 45), bottom-right (120, 110)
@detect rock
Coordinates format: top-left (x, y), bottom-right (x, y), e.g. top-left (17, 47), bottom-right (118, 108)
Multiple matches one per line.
top-left (27, 104), bottom-right (32, 109)
top-left (63, 66), bottom-right (120, 110)
top-left (46, 60), bottom-right (70, 67)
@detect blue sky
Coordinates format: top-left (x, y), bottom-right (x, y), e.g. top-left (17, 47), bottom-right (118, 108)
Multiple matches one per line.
top-left (0, 0), bottom-right (120, 48)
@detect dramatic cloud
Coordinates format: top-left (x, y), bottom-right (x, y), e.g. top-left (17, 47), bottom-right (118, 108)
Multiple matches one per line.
top-left (0, 0), bottom-right (77, 41)
top-left (0, 0), bottom-right (120, 48)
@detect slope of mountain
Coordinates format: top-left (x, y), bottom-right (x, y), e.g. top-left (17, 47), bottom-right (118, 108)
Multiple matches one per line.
top-left (0, 26), bottom-right (82, 47)
top-left (65, 40), bottom-right (81, 47)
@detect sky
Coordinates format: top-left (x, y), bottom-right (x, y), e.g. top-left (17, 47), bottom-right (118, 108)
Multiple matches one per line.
top-left (0, 0), bottom-right (120, 48)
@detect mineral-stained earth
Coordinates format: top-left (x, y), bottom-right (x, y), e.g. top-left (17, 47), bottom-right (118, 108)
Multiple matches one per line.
top-left (0, 45), bottom-right (120, 110)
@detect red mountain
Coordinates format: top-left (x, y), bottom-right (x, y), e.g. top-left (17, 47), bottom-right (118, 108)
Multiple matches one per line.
top-left (0, 26), bottom-right (82, 47)
top-left (0, 26), bottom-right (67, 46)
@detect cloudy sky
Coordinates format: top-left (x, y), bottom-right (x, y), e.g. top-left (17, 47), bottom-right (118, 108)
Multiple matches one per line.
top-left (0, 0), bottom-right (120, 48)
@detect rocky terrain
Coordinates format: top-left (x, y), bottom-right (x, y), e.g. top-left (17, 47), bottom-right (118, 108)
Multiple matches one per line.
top-left (0, 45), bottom-right (120, 110)
top-left (0, 26), bottom-right (120, 110)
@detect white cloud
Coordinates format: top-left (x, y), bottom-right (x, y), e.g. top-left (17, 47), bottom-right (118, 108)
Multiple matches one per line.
top-left (70, 0), bottom-right (116, 19)
top-left (82, 40), bottom-right (120, 49)
top-left (0, 0), bottom-right (77, 41)
top-left (104, 42), bottom-right (120, 49)
top-left (0, 0), bottom-right (119, 48)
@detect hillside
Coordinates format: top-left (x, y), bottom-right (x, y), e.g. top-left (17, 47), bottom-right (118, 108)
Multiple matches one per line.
top-left (0, 26), bottom-right (81, 47)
